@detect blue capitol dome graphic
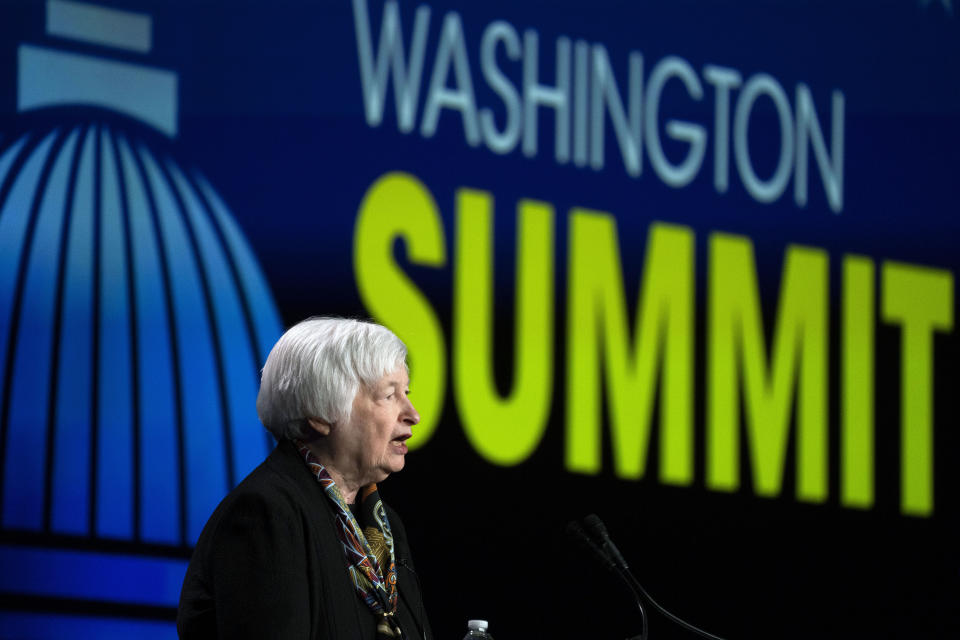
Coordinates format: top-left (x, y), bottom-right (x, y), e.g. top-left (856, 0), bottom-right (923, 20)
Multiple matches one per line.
top-left (0, 2), bottom-right (283, 635)
top-left (0, 117), bottom-right (281, 544)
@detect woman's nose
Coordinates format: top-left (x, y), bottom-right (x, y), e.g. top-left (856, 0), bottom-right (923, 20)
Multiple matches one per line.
top-left (402, 396), bottom-right (420, 426)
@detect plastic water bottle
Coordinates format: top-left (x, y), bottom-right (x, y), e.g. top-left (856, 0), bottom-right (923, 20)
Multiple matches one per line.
top-left (463, 619), bottom-right (494, 640)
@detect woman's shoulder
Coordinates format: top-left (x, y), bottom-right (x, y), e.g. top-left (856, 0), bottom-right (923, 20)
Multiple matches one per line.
top-left (195, 442), bottom-right (321, 540)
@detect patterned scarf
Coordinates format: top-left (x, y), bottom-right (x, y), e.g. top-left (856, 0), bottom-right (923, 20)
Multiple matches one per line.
top-left (295, 441), bottom-right (402, 639)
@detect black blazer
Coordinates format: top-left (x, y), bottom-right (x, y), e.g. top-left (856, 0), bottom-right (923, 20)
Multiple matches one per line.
top-left (178, 439), bottom-right (432, 640)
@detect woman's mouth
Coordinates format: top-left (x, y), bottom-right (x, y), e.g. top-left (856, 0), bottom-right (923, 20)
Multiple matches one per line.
top-left (391, 433), bottom-right (411, 454)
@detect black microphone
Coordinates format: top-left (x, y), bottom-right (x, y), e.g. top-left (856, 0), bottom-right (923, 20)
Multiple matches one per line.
top-left (573, 515), bottom-right (648, 639)
top-left (577, 515), bottom-right (728, 640)
top-left (584, 513), bottom-right (629, 571)
top-left (565, 520), bottom-right (617, 573)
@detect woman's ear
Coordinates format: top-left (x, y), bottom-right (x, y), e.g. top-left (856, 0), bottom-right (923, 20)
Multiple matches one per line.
top-left (307, 418), bottom-right (332, 437)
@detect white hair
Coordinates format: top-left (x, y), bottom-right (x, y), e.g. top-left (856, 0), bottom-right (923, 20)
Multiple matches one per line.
top-left (256, 317), bottom-right (408, 441)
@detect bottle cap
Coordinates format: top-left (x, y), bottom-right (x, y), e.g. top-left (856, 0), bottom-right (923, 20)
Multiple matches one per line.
top-left (467, 620), bottom-right (489, 631)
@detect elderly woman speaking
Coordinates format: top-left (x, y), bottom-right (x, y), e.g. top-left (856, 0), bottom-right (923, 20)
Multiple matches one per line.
top-left (178, 317), bottom-right (432, 640)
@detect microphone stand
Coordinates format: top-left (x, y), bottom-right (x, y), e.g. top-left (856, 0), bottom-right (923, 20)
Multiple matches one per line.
top-left (566, 520), bottom-right (647, 640)
top-left (617, 568), bottom-right (648, 640)
top-left (617, 562), bottom-right (726, 640)
top-left (576, 515), bottom-right (727, 640)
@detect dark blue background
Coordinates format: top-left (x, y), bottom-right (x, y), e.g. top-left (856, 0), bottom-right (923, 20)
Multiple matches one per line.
top-left (1, 1), bottom-right (958, 638)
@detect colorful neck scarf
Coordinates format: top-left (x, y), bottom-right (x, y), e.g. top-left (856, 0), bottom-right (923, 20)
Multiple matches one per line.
top-left (295, 440), bottom-right (402, 639)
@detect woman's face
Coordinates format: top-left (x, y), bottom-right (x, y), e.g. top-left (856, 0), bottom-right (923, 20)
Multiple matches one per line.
top-left (332, 366), bottom-right (420, 487)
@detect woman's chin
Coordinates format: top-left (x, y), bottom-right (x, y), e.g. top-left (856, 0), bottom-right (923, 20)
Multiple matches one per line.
top-left (388, 451), bottom-right (407, 473)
